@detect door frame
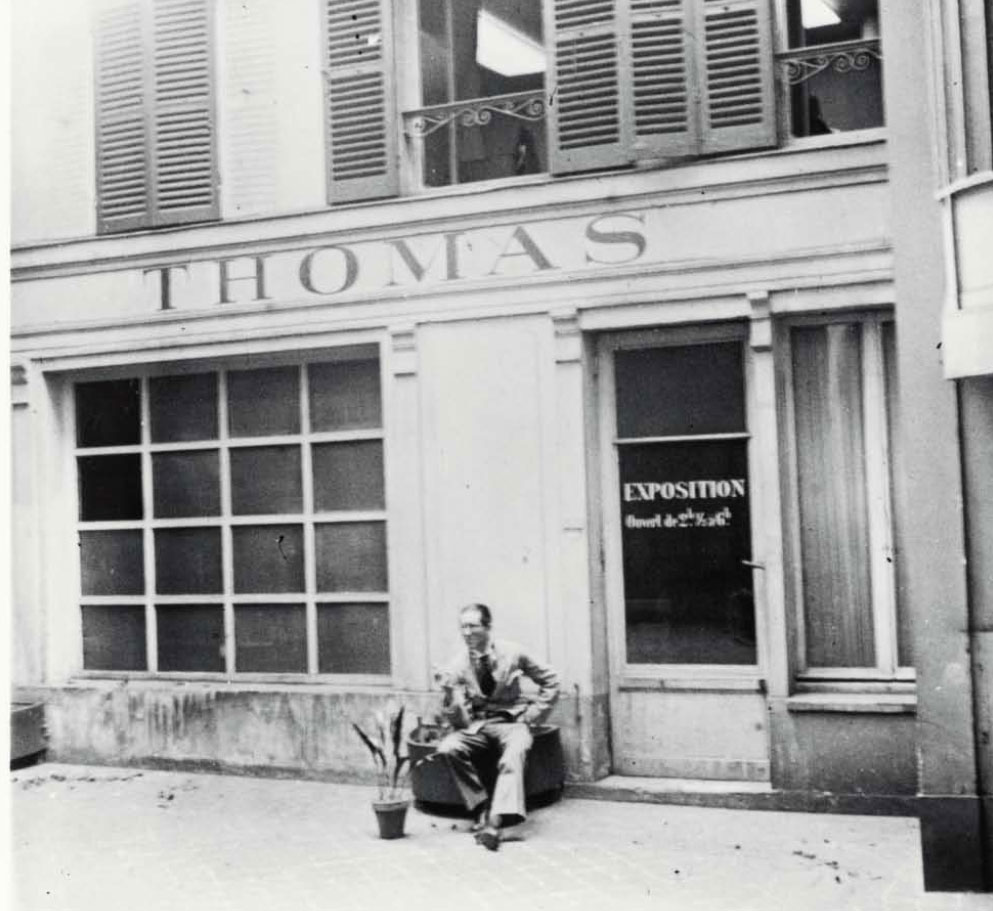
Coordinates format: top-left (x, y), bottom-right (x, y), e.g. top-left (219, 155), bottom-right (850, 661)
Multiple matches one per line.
top-left (597, 321), bottom-right (775, 777)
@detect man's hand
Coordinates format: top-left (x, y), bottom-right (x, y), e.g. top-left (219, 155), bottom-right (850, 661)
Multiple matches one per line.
top-left (520, 704), bottom-right (543, 726)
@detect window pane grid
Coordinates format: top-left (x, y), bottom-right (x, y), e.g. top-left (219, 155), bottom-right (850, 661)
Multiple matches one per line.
top-left (300, 364), bottom-right (319, 675)
top-left (75, 354), bottom-right (389, 678)
top-left (72, 444), bottom-right (144, 456)
top-left (616, 432), bottom-right (751, 445)
top-left (218, 369), bottom-right (236, 675)
top-left (140, 376), bottom-right (158, 672)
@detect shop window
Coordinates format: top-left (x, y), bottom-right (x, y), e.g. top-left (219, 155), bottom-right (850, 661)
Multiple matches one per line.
top-left (73, 348), bottom-right (390, 678)
top-left (93, 0), bottom-right (218, 234)
top-left (611, 340), bottom-right (757, 666)
top-left (156, 605), bottom-right (225, 672)
top-left (152, 451), bottom-right (221, 518)
top-left (82, 605), bottom-right (147, 671)
top-left (318, 603), bottom-right (391, 674)
top-left (783, 315), bottom-right (910, 678)
top-left (235, 605), bottom-right (308, 673)
top-left (80, 531), bottom-right (144, 596)
top-left (779, 0), bottom-right (883, 138)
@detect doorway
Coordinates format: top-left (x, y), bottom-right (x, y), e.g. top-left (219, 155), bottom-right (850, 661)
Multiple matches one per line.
top-left (598, 326), bottom-right (771, 781)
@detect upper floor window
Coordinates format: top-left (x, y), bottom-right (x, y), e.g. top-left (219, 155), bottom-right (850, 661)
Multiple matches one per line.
top-left (779, 0), bottom-right (883, 138)
top-left (413, 0), bottom-right (548, 187)
top-left (91, 0), bottom-right (886, 231)
top-left (326, 0), bottom-right (784, 200)
top-left (94, 0), bottom-right (218, 233)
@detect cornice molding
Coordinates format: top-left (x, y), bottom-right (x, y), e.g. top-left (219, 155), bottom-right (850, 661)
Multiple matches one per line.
top-left (12, 140), bottom-right (888, 283)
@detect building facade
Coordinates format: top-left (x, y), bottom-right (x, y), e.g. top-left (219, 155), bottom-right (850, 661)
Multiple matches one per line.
top-left (9, 0), bottom-right (991, 890)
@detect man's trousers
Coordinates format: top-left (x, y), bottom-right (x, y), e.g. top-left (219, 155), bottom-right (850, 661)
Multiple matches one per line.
top-left (435, 721), bottom-right (533, 824)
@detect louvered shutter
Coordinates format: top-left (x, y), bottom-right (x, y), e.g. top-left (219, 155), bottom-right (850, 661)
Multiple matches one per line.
top-left (95, 0), bottom-right (218, 233)
top-left (324, 0), bottom-right (399, 203)
top-left (547, 0), bottom-right (631, 174)
top-left (628, 0), bottom-right (697, 158)
top-left (152, 0), bottom-right (219, 226)
top-left (694, 0), bottom-right (775, 154)
top-left (95, 0), bottom-right (151, 233)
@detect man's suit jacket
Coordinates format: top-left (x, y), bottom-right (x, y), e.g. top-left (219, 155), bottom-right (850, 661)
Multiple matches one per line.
top-left (438, 638), bottom-right (559, 732)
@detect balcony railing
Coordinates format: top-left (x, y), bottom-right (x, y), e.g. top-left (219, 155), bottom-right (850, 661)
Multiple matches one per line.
top-left (778, 37), bottom-right (882, 86)
top-left (777, 38), bottom-right (883, 137)
top-left (403, 89), bottom-right (547, 189)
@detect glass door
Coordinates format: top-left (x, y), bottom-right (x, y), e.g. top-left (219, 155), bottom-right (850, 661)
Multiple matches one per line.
top-left (601, 329), bottom-right (770, 781)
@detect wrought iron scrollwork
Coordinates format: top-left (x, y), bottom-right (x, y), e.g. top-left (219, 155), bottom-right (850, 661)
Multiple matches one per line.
top-left (780, 39), bottom-right (882, 86)
top-left (405, 91), bottom-right (546, 138)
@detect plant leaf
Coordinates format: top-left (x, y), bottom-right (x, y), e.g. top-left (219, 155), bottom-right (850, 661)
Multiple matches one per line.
top-left (352, 723), bottom-right (386, 769)
top-left (375, 712), bottom-right (388, 753)
top-left (390, 705), bottom-right (405, 758)
top-left (390, 753), bottom-right (408, 790)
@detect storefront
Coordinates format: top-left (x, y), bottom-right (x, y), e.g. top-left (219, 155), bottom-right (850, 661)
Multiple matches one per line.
top-left (14, 0), bottom-right (993, 890)
top-left (11, 121), bottom-right (922, 801)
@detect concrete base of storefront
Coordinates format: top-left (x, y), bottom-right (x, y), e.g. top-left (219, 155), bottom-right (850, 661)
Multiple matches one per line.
top-left (17, 682), bottom-right (611, 785)
top-left (767, 698), bottom-right (918, 797)
top-left (567, 775), bottom-right (921, 817)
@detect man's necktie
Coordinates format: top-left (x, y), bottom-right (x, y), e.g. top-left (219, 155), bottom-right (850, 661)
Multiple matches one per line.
top-left (477, 654), bottom-right (495, 697)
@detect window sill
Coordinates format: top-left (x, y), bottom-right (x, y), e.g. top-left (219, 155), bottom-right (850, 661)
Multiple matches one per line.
top-left (786, 692), bottom-right (916, 714)
top-left (620, 671), bottom-right (764, 693)
top-left (66, 673), bottom-right (395, 692)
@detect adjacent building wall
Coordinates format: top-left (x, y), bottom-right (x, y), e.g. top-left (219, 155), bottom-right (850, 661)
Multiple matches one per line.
top-left (881, 0), bottom-right (990, 891)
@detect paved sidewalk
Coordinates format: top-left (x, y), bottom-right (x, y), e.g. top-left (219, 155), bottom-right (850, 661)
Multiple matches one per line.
top-left (9, 763), bottom-right (991, 911)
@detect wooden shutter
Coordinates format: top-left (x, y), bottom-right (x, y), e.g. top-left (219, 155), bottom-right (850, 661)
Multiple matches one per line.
top-left (324, 0), bottom-right (399, 203)
top-left (628, 0), bottom-right (697, 158)
top-left (694, 0), bottom-right (775, 154)
top-left (547, 0), bottom-right (631, 174)
top-left (95, 0), bottom-right (218, 233)
top-left (95, 0), bottom-right (151, 233)
top-left (152, 0), bottom-right (219, 226)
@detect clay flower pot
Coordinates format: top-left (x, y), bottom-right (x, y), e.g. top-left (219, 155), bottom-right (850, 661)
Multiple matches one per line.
top-left (372, 797), bottom-right (410, 839)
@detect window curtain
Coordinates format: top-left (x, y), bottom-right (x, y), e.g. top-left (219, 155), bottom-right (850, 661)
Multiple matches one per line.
top-left (792, 324), bottom-right (876, 667)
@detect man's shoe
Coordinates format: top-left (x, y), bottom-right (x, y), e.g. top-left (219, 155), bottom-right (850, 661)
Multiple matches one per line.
top-left (475, 824), bottom-right (500, 852)
top-left (470, 802), bottom-right (489, 833)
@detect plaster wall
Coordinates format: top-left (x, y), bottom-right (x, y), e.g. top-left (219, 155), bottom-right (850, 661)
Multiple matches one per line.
top-left (10, 0), bottom-right (96, 244)
top-left (769, 704), bottom-right (917, 795)
top-left (10, 385), bottom-right (43, 686)
top-left (419, 317), bottom-right (554, 662)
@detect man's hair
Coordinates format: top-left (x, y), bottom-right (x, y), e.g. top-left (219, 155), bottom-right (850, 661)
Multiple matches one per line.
top-left (460, 603), bottom-right (492, 628)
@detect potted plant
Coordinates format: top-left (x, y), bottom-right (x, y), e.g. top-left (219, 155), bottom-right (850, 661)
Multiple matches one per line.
top-left (352, 704), bottom-right (410, 839)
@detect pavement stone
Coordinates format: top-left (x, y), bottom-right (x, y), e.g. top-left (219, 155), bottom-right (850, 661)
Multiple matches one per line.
top-left (8, 762), bottom-right (992, 911)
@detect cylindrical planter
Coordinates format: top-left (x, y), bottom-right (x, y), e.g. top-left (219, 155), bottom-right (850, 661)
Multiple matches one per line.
top-left (372, 798), bottom-right (410, 839)
top-left (408, 724), bottom-right (565, 812)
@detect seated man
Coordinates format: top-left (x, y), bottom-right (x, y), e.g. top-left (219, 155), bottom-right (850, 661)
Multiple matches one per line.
top-left (434, 602), bottom-right (559, 851)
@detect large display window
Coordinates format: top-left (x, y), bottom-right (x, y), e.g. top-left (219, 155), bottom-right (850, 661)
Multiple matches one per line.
top-left (73, 347), bottom-right (390, 678)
